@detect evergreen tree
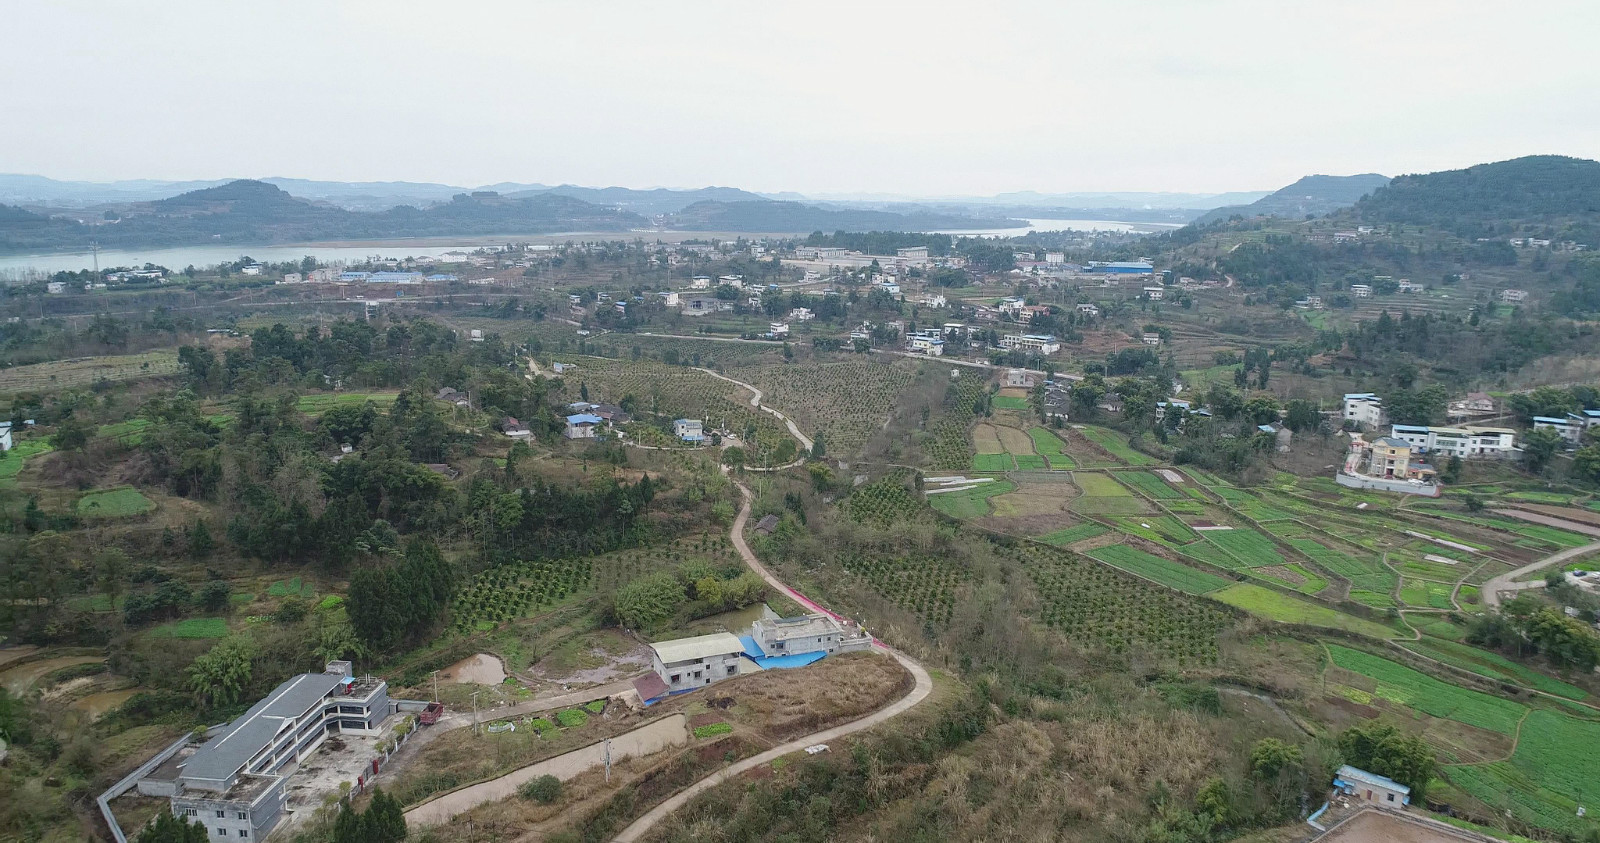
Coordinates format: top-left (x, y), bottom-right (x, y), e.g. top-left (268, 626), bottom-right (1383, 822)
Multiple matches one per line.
top-left (135, 811), bottom-right (208, 843)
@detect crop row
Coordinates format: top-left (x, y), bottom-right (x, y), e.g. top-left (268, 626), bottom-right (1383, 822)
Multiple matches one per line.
top-left (842, 554), bottom-right (969, 625)
top-left (451, 559), bottom-right (594, 632)
top-left (1086, 544), bottom-right (1232, 595)
top-left (730, 360), bottom-right (917, 458)
top-left (1007, 543), bottom-right (1233, 664)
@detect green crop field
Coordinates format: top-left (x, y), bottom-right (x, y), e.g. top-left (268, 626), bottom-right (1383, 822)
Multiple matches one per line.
top-left (1210, 584), bottom-right (1397, 638)
top-left (1180, 539), bottom-right (1246, 570)
top-left (991, 395), bottom-right (1030, 410)
top-left (1201, 527), bottom-right (1286, 567)
top-left (0, 438), bottom-right (53, 486)
top-left (1251, 562), bottom-right (1328, 595)
top-left (1027, 427), bottom-right (1072, 467)
top-left (1446, 711), bottom-right (1600, 837)
top-left (1399, 577), bottom-right (1457, 609)
top-left (294, 391), bottom-right (400, 415)
top-left (1088, 545), bottom-right (1232, 595)
top-left (971, 453), bottom-right (1015, 471)
top-left (1074, 473), bottom-right (1131, 497)
top-left (149, 617), bottom-right (229, 639)
top-left (1014, 454), bottom-right (1048, 470)
top-left (928, 480), bottom-right (1016, 519)
top-left (1078, 426), bottom-right (1157, 465)
top-left (1286, 538), bottom-right (1397, 607)
top-left (1327, 645), bottom-right (1525, 734)
top-left (267, 577), bottom-right (317, 598)
top-left (1403, 638), bottom-right (1588, 700)
top-left (76, 487), bottom-right (155, 517)
top-left (1210, 487), bottom-right (1295, 521)
top-left (1115, 516), bottom-right (1198, 546)
top-left (1037, 522), bottom-right (1109, 546)
top-left (1116, 471), bottom-right (1184, 499)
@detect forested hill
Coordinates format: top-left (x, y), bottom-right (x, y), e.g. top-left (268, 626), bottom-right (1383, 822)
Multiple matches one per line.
top-left (0, 180), bottom-right (646, 253)
top-left (1196, 173), bottom-right (1389, 224)
top-left (1352, 155), bottom-right (1600, 239)
top-left (666, 199), bottom-right (1022, 233)
top-left (506, 185), bottom-right (769, 215)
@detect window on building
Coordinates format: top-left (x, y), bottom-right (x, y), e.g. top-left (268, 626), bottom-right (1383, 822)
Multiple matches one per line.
top-left (669, 674), bottom-right (680, 684)
top-left (726, 665), bottom-right (736, 676)
top-left (1386, 793), bottom-right (1394, 802)
top-left (216, 811), bottom-right (226, 818)
top-left (184, 808), bottom-right (198, 817)
top-left (216, 829), bottom-right (227, 837)
top-left (239, 831), bottom-right (249, 838)
top-left (237, 812), bottom-right (248, 820)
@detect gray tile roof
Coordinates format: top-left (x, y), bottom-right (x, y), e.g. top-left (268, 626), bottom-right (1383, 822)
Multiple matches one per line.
top-left (180, 673), bottom-right (343, 784)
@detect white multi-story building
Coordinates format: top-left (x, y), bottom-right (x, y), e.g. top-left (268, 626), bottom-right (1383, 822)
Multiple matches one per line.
top-left (1534, 416), bottom-right (1585, 446)
top-left (1350, 284), bottom-right (1372, 297)
top-left (649, 633), bottom-right (746, 691)
top-left (690, 275), bottom-right (712, 289)
top-left (896, 246), bottom-right (929, 261)
top-left (769, 322), bottom-right (789, 336)
top-left (1343, 393), bottom-right (1386, 429)
top-left (1500, 289), bottom-right (1528, 303)
top-left (1142, 286), bottom-right (1165, 300)
top-left (1000, 334), bottom-right (1061, 355)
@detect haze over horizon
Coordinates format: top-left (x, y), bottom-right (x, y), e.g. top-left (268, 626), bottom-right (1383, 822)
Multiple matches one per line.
top-left (6, 0), bottom-right (1600, 197)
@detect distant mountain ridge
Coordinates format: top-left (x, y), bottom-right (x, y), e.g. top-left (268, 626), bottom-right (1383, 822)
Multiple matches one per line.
top-left (664, 200), bottom-right (1023, 233)
top-left (0, 180), bottom-right (646, 254)
top-left (1195, 173), bottom-right (1390, 224)
top-left (506, 185), bottom-right (768, 215)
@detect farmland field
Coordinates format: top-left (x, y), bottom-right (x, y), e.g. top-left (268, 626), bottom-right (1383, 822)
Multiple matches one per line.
top-left (1116, 471), bottom-right (1184, 499)
top-left (926, 373), bottom-right (990, 469)
top-left (991, 395), bottom-right (1030, 410)
top-left (1251, 562), bottom-right (1328, 595)
top-left (1114, 516), bottom-right (1198, 546)
top-left (730, 360), bottom-right (918, 457)
top-left (1070, 472), bottom-right (1149, 516)
top-left (1446, 711), bottom-right (1600, 837)
top-left (842, 554), bottom-right (968, 625)
top-left (1037, 522), bottom-right (1109, 546)
top-left (1209, 584), bottom-right (1397, 638)
top-left (148, 617), bottom-right (229, 639)
top-left (1013, 543), bottom-right (1235, 664)
top-left (451, 559), bottom-right (594, 633)
top-left (1200, 527), bottom-right (1287, 568)
top-left (1013, 454), bottom-right (1047, 470)
top-left (928, 480), bottom-right (1016, 519)
top-left (845, 474), bottom-right (927, 525)
top-left (0, 438), bottom-right (52, 487)
top-left (1285, 538), bottom-right (1397, 608)
top-left (0, 349), bottom-right (180, 394)
top-left (1087, 544), bottom-right (1232, 594)
top-left (294, 391), bottom-right (399, 415)
top-left (1180, 540), bottom-right (1246, 570)
top-left (1402, 638), bottom-right (1588, 700)
top-left (1027, 427), bottom-right (1075, 469)
top-left (1399, 577), bottom-right (1456, 609)
top-left (971, 453), bottom-right (1014, 471)
top-left (1077, 426), bottom-right (1156, 465)
top-left (76, 487), bottom-right (155, 517)
top-left (1326, 645), bottom-right (1526, 734)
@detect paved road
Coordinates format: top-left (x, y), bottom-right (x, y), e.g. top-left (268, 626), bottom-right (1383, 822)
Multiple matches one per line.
top-left (610, 483), bottom-right (934, 842)
top-left (1480, 536), bottom-right (1600, 611)
top-left (406, 714), bottom-right (689, 827)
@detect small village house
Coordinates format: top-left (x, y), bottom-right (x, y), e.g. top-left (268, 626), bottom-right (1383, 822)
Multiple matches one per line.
top-left (1332, 765), bottom-right (1410, 808)
top-left (648, 632), bottom-right (746, 691)
top-left (673, 418), bottom-right (706, 443)
top-left (749, 613), bottom-right (873, 658)
top-left (1343, 393), bottom-right (1386, 429)
top-left (564, 413), bottom-right (603, 439)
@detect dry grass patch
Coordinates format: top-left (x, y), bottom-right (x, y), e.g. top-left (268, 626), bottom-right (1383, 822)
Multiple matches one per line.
top-left (724, 651), bottom-right (912, 740)
top-left (972, 424), bottom-right (1005, 454)
top-left (995, 425), bottom-right (1036, 456)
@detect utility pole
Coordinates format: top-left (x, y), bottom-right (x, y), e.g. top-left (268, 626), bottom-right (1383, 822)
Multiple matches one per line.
top-left (472, 690), bottom-right (480, 734)
top-left (604, 738), bottom-right (612, 783)
top-left (431, 670), bottom-right (439, 703)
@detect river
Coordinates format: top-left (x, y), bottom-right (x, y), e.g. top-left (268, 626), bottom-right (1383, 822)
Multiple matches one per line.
top-left (0, 218), bottom-right (1178, 276)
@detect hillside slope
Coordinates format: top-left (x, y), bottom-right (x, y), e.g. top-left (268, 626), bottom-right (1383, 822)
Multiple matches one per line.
top-left (1353, 155), bottom-right (1600, 239)
top-left (666, 199), bottom-right (1021, 233)
top-left (1197, 173), bottom-right (1390, 224)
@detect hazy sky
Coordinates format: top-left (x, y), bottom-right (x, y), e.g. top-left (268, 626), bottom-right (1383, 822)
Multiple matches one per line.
top-left (5, 0), bottom-right (1598, 196)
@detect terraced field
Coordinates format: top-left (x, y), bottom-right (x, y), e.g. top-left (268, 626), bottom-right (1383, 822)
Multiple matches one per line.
top-left (1200, 526), bottom-right (1288, 568)
top-left (1070, 471), bottom-right (1150, 516)
top-left (1027, 427), bottom-right (1075, 469)
top-left (1037, 522), bottom-right (1109, 546)
top-left (1116, 471), bottom-right (1184, 499)
top-left (928, 480), bottom-right (1016, 519)
top-left (1326, 645), bottom-right (1525, 734)
top-left (1446, 712), bottom-right (1600, 838)
top-left (1402, 638), bottom-right (1588, 700)
top-left (1209, 584), bottom-right (1396, 638)
top-left (1087, 544), bottom-right (1232, 595)
top-left (1077, 425), bottom-right (1157, 465)
top-left (729, 359), bottom-right (918, 457)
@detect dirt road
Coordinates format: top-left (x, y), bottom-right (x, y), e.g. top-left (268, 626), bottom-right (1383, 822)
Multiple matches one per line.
top-left (694, 368), bottom-right (814, 452)
top-left (609, 484), bottom-right (934, 842)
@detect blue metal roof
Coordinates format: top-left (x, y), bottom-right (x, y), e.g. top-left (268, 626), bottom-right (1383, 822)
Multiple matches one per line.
top-left (1392, 424), bottom-right (1429, 433)
top-left (1534, 416), bottom-right (1572, 424)
top-left (738, 636), bottom-right (829, 670)
top-left (1344, 392), bottom-right (1378, 400)
top-left (1335, 765), bottom-right (1410, 796)
top-left (566, 414), bottom-right (603, 425)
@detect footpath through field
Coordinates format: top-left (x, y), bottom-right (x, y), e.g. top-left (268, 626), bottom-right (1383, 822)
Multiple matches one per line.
top-left (609, 482), bottom-right (934, 842)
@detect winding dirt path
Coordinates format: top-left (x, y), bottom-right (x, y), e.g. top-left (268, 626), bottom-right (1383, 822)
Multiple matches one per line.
top-left (1480, 538), bottom-right (1600, 610)
top-left (609, 483), bottom-right (933, 842)
top-left (693, 368), bottom-right (814, 453)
